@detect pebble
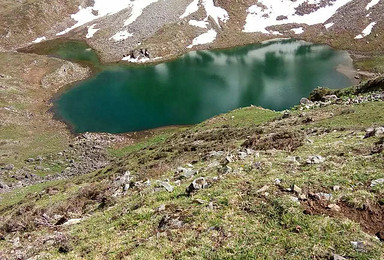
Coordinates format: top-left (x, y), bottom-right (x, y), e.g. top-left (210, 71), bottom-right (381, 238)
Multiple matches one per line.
top-left (370, 178), bottom-right (384, 187)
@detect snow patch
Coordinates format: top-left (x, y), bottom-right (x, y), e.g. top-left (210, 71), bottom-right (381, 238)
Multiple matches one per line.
top-left (243, 0), bottom-right (353, 34)
top-left (86, 24), bottom-right (99, 38)
top-left (122, 56), bottom-right (162, 63)
top-left (180, 0), bottom-right (200, 19)
top-left (32, 37), bottom-right (46, 43)
top-left (189, 20), bottom-right (209, 28)
top-left (110, 30), bottom-right (133, 41)
top-left (57, 0), bottom-right (132, 36)
top-left (366, 0), bottom-right (380, 10)
top-left (324, 22), bottom-right (334, 29)
top-left (291, 27), bottom-right (304, 34)
top-left (188, 29), bottom-right (217, 48)
top-left (202, 0), bottom-right (229, 27)
top-left (354, 22), bottom-right (376, 39)
top-left (271, 31), bottom-right (283, 35)
top-left (124, 0), bottom-right (159, 26)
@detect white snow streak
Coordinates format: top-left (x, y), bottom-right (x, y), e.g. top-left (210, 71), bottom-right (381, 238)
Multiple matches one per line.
top-left (366, 0), bottom-right (380, 10)
top-left (57, 0), bottom-right (159, 36)
top-left (110, 30), bottom-right (133, 41)
top-left (324, 22), bottom-right (334, 29)
top-left (122, 56), bottom-right (162, 63)
top-left (57, 0), bottom-right (132, 36)
top-left (354, 22), bottom-right (377, 39)
top-left (243, 0), bottom-right (353, 34)
top-left (202, 0), bottom-right (229, 27)
top-left (124, 0), bottom-right (159, 26)
top-left (180, 0), bottom-right (199, 18)
top-left (86, 24), bottom-right (99, 38)
top-left (32, 36), bottom-right (46, 43)
top-left (188, 29), bottom-right (217, 48)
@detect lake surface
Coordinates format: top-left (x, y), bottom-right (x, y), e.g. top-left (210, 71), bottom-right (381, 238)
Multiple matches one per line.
top-left (54, 40), bottom-right (353, 133)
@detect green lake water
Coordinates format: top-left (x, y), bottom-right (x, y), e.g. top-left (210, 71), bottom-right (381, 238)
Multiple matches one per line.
top-left (53, 39), bottom-right (353, 133)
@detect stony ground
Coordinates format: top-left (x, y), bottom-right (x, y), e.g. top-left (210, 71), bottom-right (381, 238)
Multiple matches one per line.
top-left (0, 78), bottom-right (383, 259)
top-left (1, 0), bottom-right (384, 64)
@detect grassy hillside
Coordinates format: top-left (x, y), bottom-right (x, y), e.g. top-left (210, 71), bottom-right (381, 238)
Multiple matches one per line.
top-left (0, 79), bottom-right (384, 259)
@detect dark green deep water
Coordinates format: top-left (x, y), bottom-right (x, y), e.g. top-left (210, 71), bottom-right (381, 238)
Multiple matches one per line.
top-left (53, 40), bottom-right (353, 133)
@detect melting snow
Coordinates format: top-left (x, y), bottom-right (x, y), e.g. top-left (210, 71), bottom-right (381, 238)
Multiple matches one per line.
top-left (291, 27), bottom-right (304, 34)
top-left (110, 30), bottom-right (133, 41)
top-left (243, 0), bottom-right (353, 34)
top-left (355, 22), bottom-right (377, 39)
top-left (57, 0), bottom-right (132, 36)
top-left (188, 29), bottom-right (217, 48)
top-left (366, 0), bottom-right (380, 10)
top-left (122, 56), bottom-right (162, 63)
top-left (57, 0), bottom-right (159, 36)
top-left (124, 0), bottom-right (159, 26)
top-left (32, 36), bottom-right (46, 43)
top-left (180, 0), bottom-right (200, 19)
top-left (189, 20), bottom-right (209, 28)
top-left (202, 0), bottom-right (229, 27)
top-left (324, 22), bottom-right (334, 29)
top-left (86, 24), bottom-right (99, 38)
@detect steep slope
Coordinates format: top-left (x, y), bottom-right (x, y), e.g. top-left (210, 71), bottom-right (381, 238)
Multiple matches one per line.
top-left (0, 79), bottom-right (383, 259)
top-left (1, 0), bottom-right (383, 63)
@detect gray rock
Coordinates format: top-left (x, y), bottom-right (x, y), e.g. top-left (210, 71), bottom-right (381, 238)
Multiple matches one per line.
top-left (288, 196), bottom-right (300, 204)
top-left (333, 185), bottom-right (340, 191)
top-left (186, 177), bottom-right (208, 195)
top-left (238, 152), bottom-right (248, 160)
top-left (26, 158), bottom-right (35, 163)
top-left (350, 241), bottom-right (366, 252)
top-left (177, 167), bottom-right (198, 179)
top-left (332, 254), bottom-right (347, 260)
top-left (370, 178), bottom-right (384, 187)
top-left (62, 218), bottom-right (82, 226)
top-left (209, 151), bottom-right (224, 157)
top-left (292, 185), bottom-right (302, 194)
top-left (327, 204), bottom-right (341, 212)
top-left (375, 127), bottom-right (384, 137)
top-left (324, 95), bottom-right (338, 101)
top-left (0, 182), bottom-right (9, 189)
top-left (306, 155), bottom-right (325, 164)
top-left (315, 192), bottom-right (332, 200)
top-left (3, 164), bottom-right (14, 171)
top-left (256, 185), bottom-right (269, 193)
top-left (157, 204), bottom-right (166, 212)
top-left (364, 127), bottom-right (384, 138)
top-left (34, 166), bottom-right (44, 171)
top-left (158, 215), bottom-right (183, 230)
top-left (193, 199), bottom-right (208, 204)
top-left (115, 171), bottom-right (132, 186)
top-left (157, 181), bottom-right (174, 192)
top-left (300, 98), bottom-right (313, 105)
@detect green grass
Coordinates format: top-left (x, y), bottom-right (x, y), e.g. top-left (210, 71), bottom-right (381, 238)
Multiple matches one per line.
top-left (355, 55), bottom-right (384, 74)
top-left (108, 127), bottom-right (185, 158)
top-left (1, 98), bottom-right (383, 259)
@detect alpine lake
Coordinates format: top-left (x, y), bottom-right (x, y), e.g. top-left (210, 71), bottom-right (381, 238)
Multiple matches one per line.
top-left (26, 39), bottom-right (354, 133)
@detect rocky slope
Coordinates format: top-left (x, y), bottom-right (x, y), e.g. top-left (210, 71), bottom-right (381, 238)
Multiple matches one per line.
top-left (0, 78), bottom-right (383, 259)
top-left (1, 0), bottom-right (384, 63)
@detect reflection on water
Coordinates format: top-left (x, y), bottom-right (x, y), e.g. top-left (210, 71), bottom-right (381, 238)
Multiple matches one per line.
top-left (55, 40), bottom-right (352, 133)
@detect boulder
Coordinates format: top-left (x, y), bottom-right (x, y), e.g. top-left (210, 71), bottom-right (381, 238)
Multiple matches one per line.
top-left (177, 167), bottom-right (198, 179)
top-left (186, 177), bottom-right (208, 195)
top-left (157, 181), bottom-right (174, 192)
top-left (306, 155), bottom-right (325, 164)
top-left (370, 178), bottom-right (384, 187)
